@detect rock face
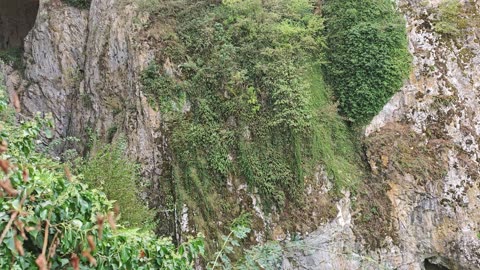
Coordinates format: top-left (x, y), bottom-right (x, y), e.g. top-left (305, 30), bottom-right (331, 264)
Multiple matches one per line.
top-left (286, 0), bottom-right (480, 269)
top-left (2, 0), bottom-right (480, 269)
top-left (2, 0), bottom-right (175, 235)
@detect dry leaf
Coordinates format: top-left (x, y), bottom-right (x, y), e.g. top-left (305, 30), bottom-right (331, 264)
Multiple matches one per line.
top-left (0, 141), bottom-right (7, 154)
top-left (113, 203), bottom-right (120, 217)
top-left (22, 168), bottom-right (28, 182)
top-left (96, 214), bottom-right (104, 239)
top-left (64, 165), bottom-right (72, 181)
top-left (35, 254), bottom-right (47, 270)
top-left (15, 219), bottom-right (27, 239)
top-left (107, 212), bottom-right (116, 232)
top-left (14, 236), bottom-right (24, 256)
top-left (70, 253), bottom-right (80, 270)
top-left (0, 179), bottom-right (18, 196)
top-left (0, 160), bottom-right (10, 174)
top-left (82, 249), bottom-right (97, 266)
top-left (87, 235), bottom-right (95, 252)
top-left (12, 91), bottom-right (21, 113)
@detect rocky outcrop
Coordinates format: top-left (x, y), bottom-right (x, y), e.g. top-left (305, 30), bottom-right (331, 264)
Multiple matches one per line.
top-left (21, 1), bottom-right (87, 137)
top-left (2, 0), bottom-right (175, 235)
top-left (286, 0), bottom-right (480, 269)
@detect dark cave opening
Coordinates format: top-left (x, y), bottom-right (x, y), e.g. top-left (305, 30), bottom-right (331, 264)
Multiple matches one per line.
top-left (0, 0), bottom-right (39, 51)
top-left (424, 258), bottom-right (450, 270)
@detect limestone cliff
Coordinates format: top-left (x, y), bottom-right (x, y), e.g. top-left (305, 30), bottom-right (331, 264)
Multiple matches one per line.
top-left (2, 0), bottom-right (176, 236)
top-left (1, 0), bottom-right (480, 269)
top-left (287, 0), bottom-right (480, 269)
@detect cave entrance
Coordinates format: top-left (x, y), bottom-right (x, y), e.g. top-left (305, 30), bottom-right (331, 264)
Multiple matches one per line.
top-left (0, 0), bottom-right (39, 64)
top-left (424, 258), bottom-right (450, 270)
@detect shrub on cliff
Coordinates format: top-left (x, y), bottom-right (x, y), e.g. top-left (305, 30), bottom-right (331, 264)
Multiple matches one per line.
top-left (80, 140), bottom-right (154, 228)
top-left (0, 80), bottom-right (203, 269)
top-left (322, 0), bottom-right (411, 124)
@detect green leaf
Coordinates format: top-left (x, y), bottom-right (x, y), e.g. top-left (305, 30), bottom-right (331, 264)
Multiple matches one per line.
top-left (121, 248), bottom-right (129, 263)
top-left (39, 209), bottom-right (48, 220)
top-left (71, 219), bottom-right (83, 229)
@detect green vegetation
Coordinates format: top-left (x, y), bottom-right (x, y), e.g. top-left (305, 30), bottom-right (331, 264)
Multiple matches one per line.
top-left (0, 48), bottom-right (24, 70)
top-left (80, 140), bottom-right (154, 228)
top-left (305, 66), bottom-right (360, 189)
top-left (322, 0), bottom-right (411, 124)
top-left (142, 0), bottom-right (323, 212)
top-left (0, 0), bottom-right (416, 267)
top-left (140, 0), bottom-right (363, 246)
top-left (0, 73), bottom-right (204, 269)
top-left (433, 0), bottom-right (468, 37)
top-left (62, 0), bottom-right (91, 9)
top-left (207, 214), bottom-right (283, 270)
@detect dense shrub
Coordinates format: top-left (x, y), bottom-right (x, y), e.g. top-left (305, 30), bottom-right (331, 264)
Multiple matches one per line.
top-left (322, 0), bottom-right (411, 124)
top-left (0, 74), bottom-right (203, 269)
top-left (80, 140), bottom-right (154, 228)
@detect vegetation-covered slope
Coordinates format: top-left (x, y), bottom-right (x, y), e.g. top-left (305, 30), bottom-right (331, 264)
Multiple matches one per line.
top-left (0, 0), bottom-right (412, 268)
top-left (140, 0), bottom-right (409, 245)
top-left (140, 0), bottom-right (366, 244)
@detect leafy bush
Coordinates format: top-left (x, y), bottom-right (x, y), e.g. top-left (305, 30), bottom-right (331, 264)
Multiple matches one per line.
top-left (80, 140), bottom-right (154, 228)
top-left (62, 0), bottom-right (91, 9)
top-left (0, 78), bottom-right (203, 269)
top-left (322, 0), bottom-right (411, 124)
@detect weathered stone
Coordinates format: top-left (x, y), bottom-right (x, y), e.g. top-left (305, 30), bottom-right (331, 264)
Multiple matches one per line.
top-left (288, 0), bottom-right (480, 269)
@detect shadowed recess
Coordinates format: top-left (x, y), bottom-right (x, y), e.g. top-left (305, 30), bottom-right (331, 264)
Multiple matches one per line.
top-left (0, 0), bottom-right (39, 50)
top-left (424, 257), bottom-right (450, 270)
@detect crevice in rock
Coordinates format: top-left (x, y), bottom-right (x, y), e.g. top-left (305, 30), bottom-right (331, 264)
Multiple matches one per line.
top-left (0, 0), bottom-right (39, 50)
top-left (424, 257), bottom-right (450, 270)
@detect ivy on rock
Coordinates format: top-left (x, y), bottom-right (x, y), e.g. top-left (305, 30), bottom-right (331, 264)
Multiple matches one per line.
top-left (322, 0), bottom-right (411, 124)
